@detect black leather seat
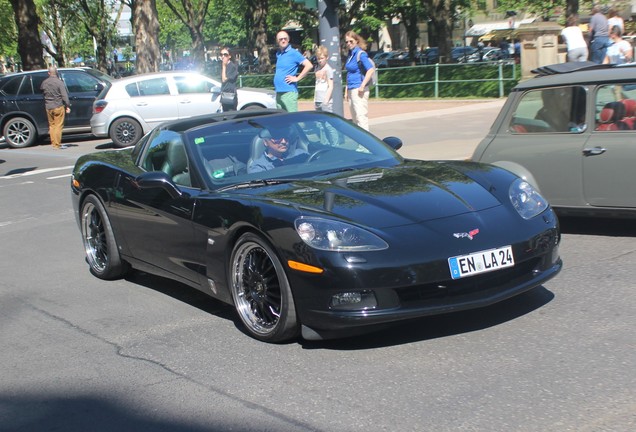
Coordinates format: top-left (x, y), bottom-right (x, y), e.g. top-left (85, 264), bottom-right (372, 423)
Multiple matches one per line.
top-left (161, 139), bottom-right (191, 186)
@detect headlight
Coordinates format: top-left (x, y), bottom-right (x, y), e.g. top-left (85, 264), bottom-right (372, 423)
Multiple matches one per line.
top-left (509, 178), bottom-right (548, 219)
top-left (295, 217), bottom-right (388, 251)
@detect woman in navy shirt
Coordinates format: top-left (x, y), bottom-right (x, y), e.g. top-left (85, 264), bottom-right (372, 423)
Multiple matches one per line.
top-left (344, 31), bottom-right (375, 131)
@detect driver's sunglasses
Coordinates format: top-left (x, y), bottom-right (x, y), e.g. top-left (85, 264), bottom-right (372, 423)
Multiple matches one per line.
top-left (269, 137), bottom-right (287, 145)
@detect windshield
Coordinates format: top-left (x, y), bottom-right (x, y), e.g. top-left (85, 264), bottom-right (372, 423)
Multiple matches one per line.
top-left (186, 111), bottom-right (403, 189)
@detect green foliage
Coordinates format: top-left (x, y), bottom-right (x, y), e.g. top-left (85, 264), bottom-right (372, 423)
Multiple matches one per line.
top-left (0, 0), bottom-right (17, 58)
top-left (372, 63), bottom-right (519, 98)
top-left (238, 63), bottom-right (520, 100)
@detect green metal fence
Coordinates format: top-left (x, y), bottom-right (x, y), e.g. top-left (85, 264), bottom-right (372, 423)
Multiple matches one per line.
top-left (238, 61), bottom-right (519, 99)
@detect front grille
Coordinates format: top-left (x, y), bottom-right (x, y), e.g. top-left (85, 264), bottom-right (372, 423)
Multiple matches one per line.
top-left (396, 258), bottom-right (540, 305)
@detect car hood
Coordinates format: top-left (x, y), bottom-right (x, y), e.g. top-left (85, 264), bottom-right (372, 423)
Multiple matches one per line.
top-left (245, 162), bottom-right (503, 229)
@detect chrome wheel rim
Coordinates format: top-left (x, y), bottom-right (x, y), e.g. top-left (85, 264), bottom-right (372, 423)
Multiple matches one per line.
top-left (6, 120), bottom-right (31, 146)
top-left (81, 202), bottom-right (108, 273)
top-left (232, 242), bottom-right (282, 336)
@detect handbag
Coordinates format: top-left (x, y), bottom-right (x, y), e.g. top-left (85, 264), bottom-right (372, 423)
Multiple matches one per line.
top-left (220, 91), bottom-right (236, 106)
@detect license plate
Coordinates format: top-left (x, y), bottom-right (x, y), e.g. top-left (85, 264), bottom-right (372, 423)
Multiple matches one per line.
top-left (448, 246), bottom-right (514, 280)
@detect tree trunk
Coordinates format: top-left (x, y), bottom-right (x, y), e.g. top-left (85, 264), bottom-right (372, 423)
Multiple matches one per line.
top-left (9, 0), bottom-right (45, 70)
top-left (428, 0), bottom-right (453, 64)
top-left (246, 0), bottom-right (270, 73)
top-left (133, 0), bottom-right (161, 73)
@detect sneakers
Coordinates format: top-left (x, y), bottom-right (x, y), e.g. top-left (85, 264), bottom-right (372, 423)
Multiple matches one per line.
top-left (60, 145), bottom-right (68, 149)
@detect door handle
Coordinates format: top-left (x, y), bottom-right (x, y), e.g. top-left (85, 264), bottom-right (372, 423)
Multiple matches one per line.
top-left (582, 146), bottom-right (606, 156)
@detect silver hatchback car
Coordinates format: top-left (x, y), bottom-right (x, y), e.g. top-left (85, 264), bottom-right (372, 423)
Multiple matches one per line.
top-left (90, 71), bottom-right (276, 147)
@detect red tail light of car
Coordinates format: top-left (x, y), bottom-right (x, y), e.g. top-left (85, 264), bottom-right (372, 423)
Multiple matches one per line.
top-left (93, 100), bottom-right (108, 114)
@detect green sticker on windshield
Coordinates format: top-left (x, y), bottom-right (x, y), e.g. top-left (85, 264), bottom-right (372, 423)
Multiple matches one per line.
top-left (194, 137), bottom-right (204, 145)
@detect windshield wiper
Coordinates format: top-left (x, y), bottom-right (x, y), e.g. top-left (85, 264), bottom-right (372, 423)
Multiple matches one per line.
top-left (216, 178), bottom-right (300, 192)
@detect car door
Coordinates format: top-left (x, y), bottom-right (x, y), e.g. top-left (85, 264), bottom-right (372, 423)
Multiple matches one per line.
top-left (112, 130), bottom-right (204, 284)
top-left (58, 70), bottom-right (102, 128)
top-left (171, 73), bottom-right (221, 118)
top-left (125, 76), bottom-right (179, 127)
top-left (582, 83), bottom-right (636, 208)
top-left (481, 86), bottom-right (590, 208)
top-left (14, 73), bottom-right (48, 128)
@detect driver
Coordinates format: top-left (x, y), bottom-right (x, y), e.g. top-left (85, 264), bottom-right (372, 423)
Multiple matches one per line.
top-left (248, 126), bottom-right (308, 173)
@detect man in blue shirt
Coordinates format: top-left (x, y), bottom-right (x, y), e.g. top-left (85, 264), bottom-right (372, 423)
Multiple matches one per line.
top-left (274, 31), bottom-right (313, 112)
top-left (248, 126), bottom-right (309, 173)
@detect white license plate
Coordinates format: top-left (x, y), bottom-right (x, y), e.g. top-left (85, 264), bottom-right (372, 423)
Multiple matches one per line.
top-left (448, 246), bottom-right (515, 280)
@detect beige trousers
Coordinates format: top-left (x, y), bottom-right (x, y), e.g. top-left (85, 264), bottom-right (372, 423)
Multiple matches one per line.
top-left (47, 105), bottom-right (66, 148)
top-left (349, 87), bottom-right (370, 131)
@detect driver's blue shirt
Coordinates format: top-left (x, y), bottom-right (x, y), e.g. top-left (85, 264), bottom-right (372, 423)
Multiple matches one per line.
top-left (248, 148), bottom-right (309, 173)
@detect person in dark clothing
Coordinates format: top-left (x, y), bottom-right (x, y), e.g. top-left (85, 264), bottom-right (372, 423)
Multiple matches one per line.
top-left (220, 47), bottom-right (238, 111)
top-left (40, 66), bottom-right (71, 149)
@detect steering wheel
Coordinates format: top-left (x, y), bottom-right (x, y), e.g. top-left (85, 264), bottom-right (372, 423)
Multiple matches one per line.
top-left (306, 148), bottom-right (331, 163)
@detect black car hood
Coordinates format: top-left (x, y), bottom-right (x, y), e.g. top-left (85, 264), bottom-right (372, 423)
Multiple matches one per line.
top-left (245, 162), bottom-right (503, 228)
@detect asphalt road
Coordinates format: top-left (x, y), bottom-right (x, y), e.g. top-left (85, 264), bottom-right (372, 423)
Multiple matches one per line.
top-left (1, 104), bottom-right (635, 431)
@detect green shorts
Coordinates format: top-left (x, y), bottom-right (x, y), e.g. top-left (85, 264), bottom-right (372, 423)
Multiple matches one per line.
top-left (276, 91), bottom-right (299, 112)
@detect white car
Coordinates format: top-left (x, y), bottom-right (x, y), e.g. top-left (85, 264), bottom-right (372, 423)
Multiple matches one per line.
top-left (90, 71), bottom-right (276, 147)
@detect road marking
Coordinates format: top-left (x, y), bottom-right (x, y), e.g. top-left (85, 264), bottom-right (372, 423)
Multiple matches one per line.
top-left (0, 165), bottom-right (74, 180)
top-left (0, 216), bottom-right (37, 227)
top-left (0, 181), bottom-right (34, 188)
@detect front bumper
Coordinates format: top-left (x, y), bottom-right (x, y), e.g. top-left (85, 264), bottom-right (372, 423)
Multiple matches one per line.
top-left (287, 212), bottom-right (562, 339)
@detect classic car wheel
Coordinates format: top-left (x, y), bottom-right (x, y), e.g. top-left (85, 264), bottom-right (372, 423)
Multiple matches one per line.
top-left (80, 195), bottom-right (129, 280)
top-left (110, 117), bottom-right (142, 148)
top-left (4, 117), bottom-right (37, 148)
top-left (230, 233), bottom-right (299, 342)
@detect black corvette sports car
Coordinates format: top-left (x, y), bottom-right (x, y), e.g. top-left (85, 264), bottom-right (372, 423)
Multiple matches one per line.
top-left (71, 110), bottom-right (562, 342)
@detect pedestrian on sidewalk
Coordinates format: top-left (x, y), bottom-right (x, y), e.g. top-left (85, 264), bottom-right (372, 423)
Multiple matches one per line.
top-left (220, 47), bottom-right (238, 112)
top-left (344, 30), bottom-right (375, 131)
top-left (561, 15), bottom-right (588, 62)
top-left (313, 45), bottom-right (334, 112)
top-left (589, 5), bottom-right (610, 64)
top-left (273, 30), bottom-right (312, 112)
top-left (40, 65), bottom-right (70, 149)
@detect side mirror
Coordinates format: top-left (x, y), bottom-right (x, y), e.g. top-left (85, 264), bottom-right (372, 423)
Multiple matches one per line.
top-left (135, 171), bottom-right (186, 199)
top-left (382, 136), bottom-right (403, 151)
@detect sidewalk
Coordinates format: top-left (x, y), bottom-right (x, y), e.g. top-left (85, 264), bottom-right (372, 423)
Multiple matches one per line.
top-left (298, 98), bottom-right (505, 124)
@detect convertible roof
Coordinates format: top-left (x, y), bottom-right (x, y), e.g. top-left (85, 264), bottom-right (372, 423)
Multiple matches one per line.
top-left (531, 61), bottom-right (611, 76)
top-left (515, 62), bottom-right (636, 90)
top-left (161, 109), bottom-right (286, 133)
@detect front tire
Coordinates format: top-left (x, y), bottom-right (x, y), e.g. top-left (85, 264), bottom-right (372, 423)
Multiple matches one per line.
top-left (80, 195), bottom-right (129, 280)
top-left (4, 117), bottom-right (37, 148)
top-left (229, 233), bottom-right (299, 342)
top-left (110, 117), bottom-right (142, 148)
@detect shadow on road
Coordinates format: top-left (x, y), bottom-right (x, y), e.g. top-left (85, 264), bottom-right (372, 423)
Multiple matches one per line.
top-left (303, 287), bottom-right (555, 350)
top-left (559, 216), bottom-right (636, 237)
top-left (0, 394), bottom-right (234, 432)
top-left (123, 268), bottom-right (555, 350)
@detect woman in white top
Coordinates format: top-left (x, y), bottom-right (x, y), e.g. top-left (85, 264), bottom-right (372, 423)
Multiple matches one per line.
top-left (604, 25), bottom-right (633, 64)
top-left (561, 15), bottom-right (589, 62)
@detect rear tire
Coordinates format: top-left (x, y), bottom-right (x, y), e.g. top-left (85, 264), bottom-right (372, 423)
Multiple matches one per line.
top-left (4, 117), bottom-right (37, 148)
top-left (229, 233), bottom-right (299, 342)
top-left (80, 194), bottom-right (129, 280)
top-left (110, 117), bottom-right (142, 148)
